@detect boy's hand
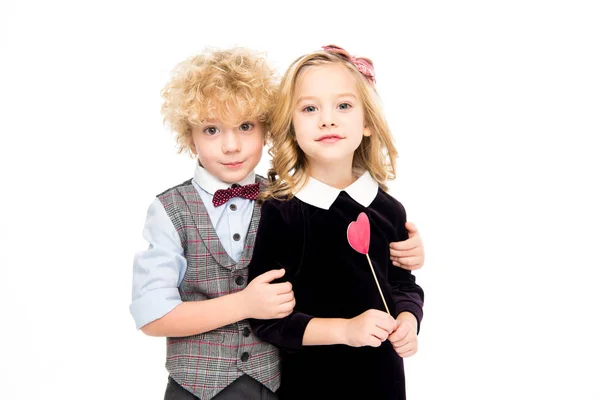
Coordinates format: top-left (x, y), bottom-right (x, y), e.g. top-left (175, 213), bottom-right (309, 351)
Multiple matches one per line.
top-left (389, 312), bottom-right (419, 358)
top-left (344, 309), bottom-right (397, 348)
top-left (242, 269), bottom-right (295, 320)
top-left (389, 222), bottom-right (424, 270)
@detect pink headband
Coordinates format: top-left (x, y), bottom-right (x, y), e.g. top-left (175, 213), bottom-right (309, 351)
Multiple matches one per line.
top-left (322, 44), bottom-right (376, 86)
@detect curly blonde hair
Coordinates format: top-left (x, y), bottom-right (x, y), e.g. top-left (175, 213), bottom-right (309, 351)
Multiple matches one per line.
top-left (261, 49), bottom-right (398, 201)
top-left (161, 47), bottom-right (279, 155)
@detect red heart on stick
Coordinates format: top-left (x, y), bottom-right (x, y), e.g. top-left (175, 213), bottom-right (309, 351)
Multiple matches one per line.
top-left (347, 212), bottom-right (371, 254)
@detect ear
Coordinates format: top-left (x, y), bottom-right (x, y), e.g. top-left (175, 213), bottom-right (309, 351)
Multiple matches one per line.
top-left (363, 125), bottom-right (372, 137)
top-left (188, 130), bottom-right (198, 155)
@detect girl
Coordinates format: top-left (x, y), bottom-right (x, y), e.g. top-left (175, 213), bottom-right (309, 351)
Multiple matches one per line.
top-left (247, 45), bottom-right (424, 399)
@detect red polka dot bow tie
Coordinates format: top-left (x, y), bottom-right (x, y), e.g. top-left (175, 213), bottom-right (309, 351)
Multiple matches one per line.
top-left (212, 183), bottom-right (260, 207)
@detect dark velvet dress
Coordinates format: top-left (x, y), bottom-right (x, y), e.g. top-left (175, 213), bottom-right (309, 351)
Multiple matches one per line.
top-left (248, 189), bottom-right (424, 400)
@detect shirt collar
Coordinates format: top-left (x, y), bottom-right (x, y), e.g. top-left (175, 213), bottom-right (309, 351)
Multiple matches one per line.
top-left (295, 171), bottom-right (379, 210)
top-left (193, 163), bottom-right (256, 195)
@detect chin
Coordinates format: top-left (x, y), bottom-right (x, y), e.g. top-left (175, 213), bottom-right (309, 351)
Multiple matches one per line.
top-left (317, 153), bottom-right (354, 163)
top-left (220, 170), bottom-right (250, 184)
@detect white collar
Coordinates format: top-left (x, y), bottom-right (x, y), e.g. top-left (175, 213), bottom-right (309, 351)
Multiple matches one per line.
top-left (193, 163), bottom-right (256, 195)
top-left (295, 171), bottom-right (379, 210)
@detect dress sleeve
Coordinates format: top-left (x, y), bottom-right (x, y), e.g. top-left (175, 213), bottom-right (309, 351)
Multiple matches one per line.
top-left (387, 204), bottom-right (425, 333)
top-left (247, 200), bottom-right (314, 350)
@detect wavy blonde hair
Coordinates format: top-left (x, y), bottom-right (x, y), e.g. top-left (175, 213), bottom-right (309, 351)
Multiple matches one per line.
top-left (161, 47), bottom-right (279, 155)
top-left (261, 50), bottom-right (398, 201)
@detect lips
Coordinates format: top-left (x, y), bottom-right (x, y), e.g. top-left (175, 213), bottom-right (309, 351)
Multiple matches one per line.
top-left (223, 161), bottom-right (244, 168)
top-left (316, 134), bottom-right (343, 142)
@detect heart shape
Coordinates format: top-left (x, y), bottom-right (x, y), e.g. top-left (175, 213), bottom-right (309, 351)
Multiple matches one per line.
top-left (347, 212), bottom-right (371, 254)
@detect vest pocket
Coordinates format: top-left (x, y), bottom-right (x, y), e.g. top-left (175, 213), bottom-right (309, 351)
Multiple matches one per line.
top-left (198, 332), bottom-right (225, 343)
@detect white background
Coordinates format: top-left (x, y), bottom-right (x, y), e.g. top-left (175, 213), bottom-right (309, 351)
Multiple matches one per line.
top-left (1, 0), bottom-right (599, 399)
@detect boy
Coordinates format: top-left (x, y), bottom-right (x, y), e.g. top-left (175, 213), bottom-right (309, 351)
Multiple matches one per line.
top-left (130, 47), bottom-right (425, 400)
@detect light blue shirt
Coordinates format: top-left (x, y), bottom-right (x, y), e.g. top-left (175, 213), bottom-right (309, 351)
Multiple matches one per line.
top-left (129, 164), bottom-right (256, 329)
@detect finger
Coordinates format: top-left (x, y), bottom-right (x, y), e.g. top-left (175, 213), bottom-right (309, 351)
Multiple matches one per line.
top-left (372, 327), bottom-right (390, 342)
top-left (389, 247), bottom-right (419, 258)
top-left (393, 335), bottom-right (414, 350)
top-left (280, 296), bottom-right (295, 309)
top-left (277, 299), bottom-right (296, 317)
top-left (372, 310), bottom-right (397, 330)
top-left (368, 336), bottom-right (383, 348)
top-left (389, 249), bottom-right (421, 261)
top-left (389, 236), bottom-right (421, 251)
top-left (272, 281), bottom-right (293, 294)
top-left (388, 328), bottom-right (404, 343)
top-left (398, 344), bottom-right (418, 358)
top-left (284, 297), bottom-right (296, 312)
top-left (392, 261), bottom-right (422, 271)
top-left (391, 325), bottom-right (410, 343)
top-left (255, 268), bottom-right (286, 283)
top-left (393, 256), bottom-right (421, 266)
top-left (278, 309), bottom-right (293, 318)
top-left (369, 309), bottom-right (392, 319)
top-left (394, 330), bottom-right (418, 349)
top-left (277, 291), bottom-right (294, 303)
top-left (376, 316), bottom-right (398, 334)
top-left (405, 221), bottom-right (419, 237)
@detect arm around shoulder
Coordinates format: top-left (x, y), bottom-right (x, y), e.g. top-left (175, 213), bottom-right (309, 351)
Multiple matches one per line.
top-left (388, 218), bottom-right (425, 333)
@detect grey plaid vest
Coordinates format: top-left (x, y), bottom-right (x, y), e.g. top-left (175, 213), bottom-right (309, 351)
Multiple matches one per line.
top-left (157, 176), bottom-right (281, 400)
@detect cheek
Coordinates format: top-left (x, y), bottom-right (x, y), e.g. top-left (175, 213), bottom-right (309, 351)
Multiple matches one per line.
top-left (292, 119), bottom-right (309, 140)
top-left (353, 112), bottom-right (365, 126)
top-left (245, 134), bottom-right (265, 156)
top-left (195, 149), bottom-right (213, 166)
top-left (193, 138), bottom-right (216, 162)
top-left (191, 135), bottom-right (204, 155)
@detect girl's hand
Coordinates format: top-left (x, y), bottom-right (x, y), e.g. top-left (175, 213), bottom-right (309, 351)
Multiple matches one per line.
top-left (389, 222), bottom-right (424, 270)
top-left (389, 312), bottom-right (419, 358)
top-left (344, 309), bottom-right (397, 348)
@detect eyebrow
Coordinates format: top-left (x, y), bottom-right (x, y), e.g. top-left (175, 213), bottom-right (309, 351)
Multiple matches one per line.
top-left (295, 93), bottom-right (357, 106)
top-left (197, 117), bottom-right (256, 126)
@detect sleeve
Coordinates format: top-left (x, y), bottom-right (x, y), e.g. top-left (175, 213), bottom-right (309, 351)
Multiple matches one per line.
top-left (387, 204), bottom-right (425, 334)
top-left (247, 200), bottom-right (314, 350)
top-left (129, 198), bottom-right (186, 330)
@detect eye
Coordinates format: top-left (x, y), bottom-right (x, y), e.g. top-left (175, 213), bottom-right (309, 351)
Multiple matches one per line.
top-left (239, 122), bottom-right (254, 132)
top-left (302, 105), bottom-right (317, 113)
top-left (338, 102), bottom-right (352, 110)
top-left (203, 126), bottom-right (220, 135)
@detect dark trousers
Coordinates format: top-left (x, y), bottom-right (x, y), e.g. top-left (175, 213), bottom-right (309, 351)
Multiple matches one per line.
top-left (164, 375), bottom-right (279, 400)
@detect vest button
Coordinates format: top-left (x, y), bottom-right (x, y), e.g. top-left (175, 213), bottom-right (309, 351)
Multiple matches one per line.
top-left (235, 276), bottom-right (245, 286)
top-left (229, 203), bottom-right (237, 211)
top-left (233, 233), bottom-right (241, 241)
top-left (241, 352), bottom-right (250, 362)
top-left (242, 327), bottom-right (251, 337)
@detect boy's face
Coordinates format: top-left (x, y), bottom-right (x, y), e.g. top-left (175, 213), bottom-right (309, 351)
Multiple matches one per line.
top-left (190, 116), bottom-right (265, 184)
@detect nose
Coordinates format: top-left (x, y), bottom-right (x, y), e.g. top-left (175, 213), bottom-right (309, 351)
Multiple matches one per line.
top-left (320, 120), bottom-right (337, 128)
top-left (221, 130), bottom-right (241, 153)
top-left (319, 110), bottom-right (337, 128)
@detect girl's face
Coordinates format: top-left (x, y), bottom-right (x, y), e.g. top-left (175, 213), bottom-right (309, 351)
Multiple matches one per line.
top-left (292, 63), bottom-right (371, 170)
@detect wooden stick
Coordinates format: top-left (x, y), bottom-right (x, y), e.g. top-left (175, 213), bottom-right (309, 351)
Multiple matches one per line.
top-left (365, 253), bottom-right (390, 315)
